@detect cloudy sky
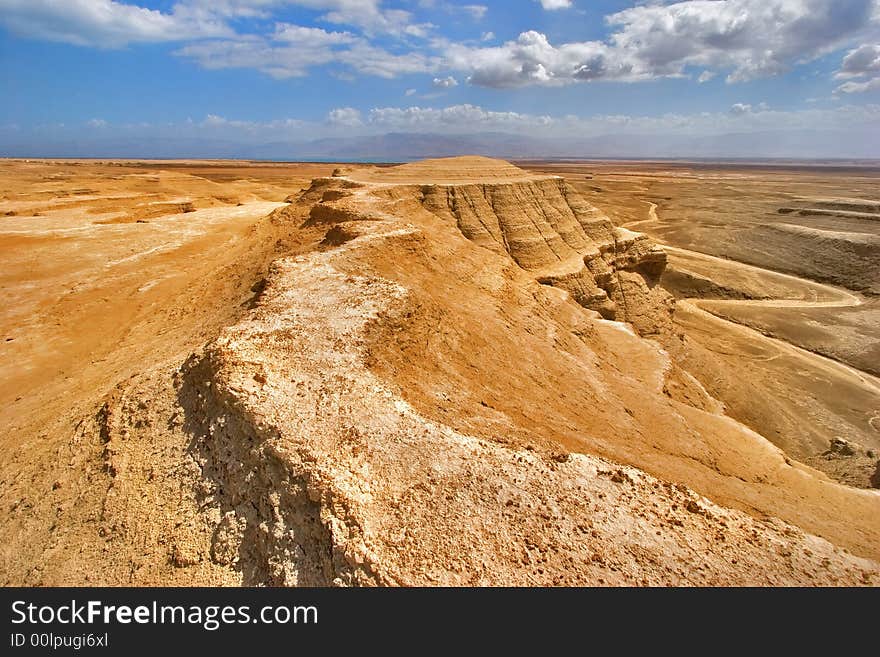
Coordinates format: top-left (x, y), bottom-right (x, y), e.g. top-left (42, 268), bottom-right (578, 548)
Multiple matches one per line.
top-left (1, 0), bottom-right (879, 156)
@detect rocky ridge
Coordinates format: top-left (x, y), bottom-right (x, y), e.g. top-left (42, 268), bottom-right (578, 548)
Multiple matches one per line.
top-left (310, 157), bottom-right (673, 335)
top-left (164, 157), bottom-right (880, 584)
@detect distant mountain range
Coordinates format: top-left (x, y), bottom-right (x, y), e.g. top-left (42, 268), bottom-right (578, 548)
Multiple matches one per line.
top-left (2, 130), bottom-right (878, 161)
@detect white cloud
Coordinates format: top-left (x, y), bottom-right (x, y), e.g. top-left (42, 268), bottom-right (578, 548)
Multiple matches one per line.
top-left (463, 5), bottom-right (488, 20)
top-left (432, 75), bottom-right (458, 87)
top-left (336, 42), bottom-right (440, 77)
top-left (176, 22), bottom-right (441, 79)
top-left (6, 103), bottom-right (880, 159)
top-left (202, 114), bottom-right (266, 129)
top-left (418, 1), bottom-right (486, 20)
top-left (367, 103), bottom-right (553, 130)
top-left (0, 0), bottom-right (434, 47)
top-left (729, 101), bottom-right (769, 114)
top-left (343, 102), bottom-right (880, 140)
top-left (3, 0), bottom-right (879, 91)
top-left (833, 42), bottom-right (880, 92)
top-left (836, 43), bottom-right (880, 77)
top-left (190, 0), bottom-right (431, 37)
top-left (318, 1), bottom-right (432, 37)
top-left (87, 118), bottom-right (107, 128)
top-left (445, 31), bottom-right (632, 88)
top-left (0, 0), bottom-right (231, 47)
top-left (273, 23), bottom-right (357, 46)
top-left (327, 107), bottom-right (363, 126)
top-left (445, 1), bottom-right (880, 87)
top-left (836, 76), bottom-right (880, 92)
top-left (606, 0), bottom-right (878, 83)
top-left (177, 35), bottom-right (340, 78)
top-left (405, 88), bottom-right (417, 96)
top-left (537, 0), bottom-right (572, 10)
top-left (203, 114), bottom-right (229, 127)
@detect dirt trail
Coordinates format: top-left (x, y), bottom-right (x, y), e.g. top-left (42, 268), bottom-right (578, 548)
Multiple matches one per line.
top-left (627, 202), bottom-right (880, 464)
top-left (677, 300), bottom-right (880, 396)
top-left (634, 202), bottom-right (873, 378)
top-left (665, 250), bottom-right (880, 395)
top-left (663, 245), bottom-right (861, 307)
top-left (622, 201), bottom-right (662, 232)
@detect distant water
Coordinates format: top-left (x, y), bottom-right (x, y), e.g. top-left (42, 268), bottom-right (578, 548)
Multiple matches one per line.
top-left (259, 157), bottom-right (414, 164)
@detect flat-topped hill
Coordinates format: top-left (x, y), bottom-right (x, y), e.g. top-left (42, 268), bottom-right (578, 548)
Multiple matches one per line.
top-left (346, 155), bottom-right (552, 184)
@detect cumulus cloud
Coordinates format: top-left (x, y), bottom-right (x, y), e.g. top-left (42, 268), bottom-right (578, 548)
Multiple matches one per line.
top-left (730, 101), bottom-right (771, 114)
top-left (204, 113), bottom-right (277, 128)
top-left (607, 0), bottom-right (878, 83)
top-left (178, 36), bottom-right (338, 78)
top-left (0, 0), bottom-right (439, 79)
top-left (537, 0), bottom-right (572, 10)
top-left (432, 75), bottom-right (458, 87)
top-left (197, 0), bottom-right (433, 37)
top-left (6, 103), bottom-right (880, 160)
top-left (0, 0), bottom-right (433, 47)
top-left (273, 23), bottom-right (357, 46)
top-left (833, 42), bottom-right (880, 93)
top-left (177, 27), bottom-right (440, 78)
top-left (3, 0), bottom-right (879, 89)
top-left (836, 76), bottom-right (880, 92)
top-left (0, 0), bottom-right (230, 47)
top-left (445, 31), bottom-right (632, 88)
top-left (445, 0), bottom-right (880, 87)
top-left (837, 43), bottom-right (880, 77)
top-left (199, 113), bottom-right (307, 130)
top-left (317, 0), bottom-right (433, 37)
top-left (327, 106), bottom-right (363, 126)
top-left (337, 42), bottom-right (440, 76)
top-left (87, 118), bottom-right (107, 128)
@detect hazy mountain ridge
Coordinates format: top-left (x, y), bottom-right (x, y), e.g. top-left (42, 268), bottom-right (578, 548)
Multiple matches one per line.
top-left (2, 130), bottom-right (878, 161)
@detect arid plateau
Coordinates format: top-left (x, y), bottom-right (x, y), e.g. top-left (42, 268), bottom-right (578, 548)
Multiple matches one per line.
top-left (1, 156), bottom-right (878, 586)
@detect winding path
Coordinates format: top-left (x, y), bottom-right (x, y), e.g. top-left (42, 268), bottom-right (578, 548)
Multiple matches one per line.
top-left (663, 244), bottom-right (861, 308)
top-left (628, 201), bottom-right (880, 397)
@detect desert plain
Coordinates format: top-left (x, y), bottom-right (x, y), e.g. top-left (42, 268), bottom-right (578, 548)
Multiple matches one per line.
top-left (0, 156), bottom-right (878, 586)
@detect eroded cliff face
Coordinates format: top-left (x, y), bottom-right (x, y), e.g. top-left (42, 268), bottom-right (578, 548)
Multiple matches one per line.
top-left (301, 166), bottom-right (674, 337)
top-left (419, 178), bottom-right (672, 334)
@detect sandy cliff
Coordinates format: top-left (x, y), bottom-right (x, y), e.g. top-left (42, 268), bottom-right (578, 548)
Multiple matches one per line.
top-left (316, 158), bottom-right (674, 335)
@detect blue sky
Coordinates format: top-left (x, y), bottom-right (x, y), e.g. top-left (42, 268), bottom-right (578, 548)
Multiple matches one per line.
top-left (1, 0), bottom-right (879, 155)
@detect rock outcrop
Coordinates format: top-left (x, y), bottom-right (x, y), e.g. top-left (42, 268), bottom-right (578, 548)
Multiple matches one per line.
top-left (301, 157), bottom-right (674, 336)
